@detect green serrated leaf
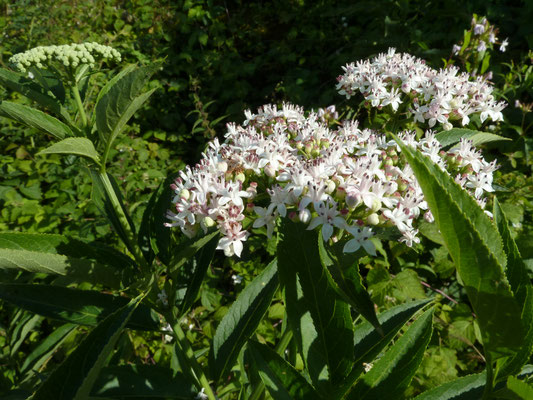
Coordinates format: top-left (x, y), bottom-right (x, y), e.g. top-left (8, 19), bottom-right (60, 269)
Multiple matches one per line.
top-left (435, 128), bottom-right (510, 148)
top-left (318, 238), bottom-right (381, 332)
top-left (32, 295), bottom-right (144, 400)
top-left (95, 63), bottom-right (160, 160)
top-left (507, 376), bottom-right (533, 399)
top-left (0, 232), bottom-right (135, 288)
top-left (169, 230), bottom-right (220, 273)
top-left (278, 220), bottom-right (354, 391)
top-left (177, 233), bottom-right (219, 316)
top-left (210, 259), bottom-right (279, 383)
top-left (247, 340), bottom-right (321, 400)
top-left (493, 199), bottom-right (533, 380)
top-left (335, 299), bottom-right (432, 397)
top-left (394, 135), bottom-right (524, 359)
top-left (0, 284), bottom-right (159, 331)
top-left (414, 372), bottom-right (486, 400)
top-left (21, 323), bottom-right (77, 376)
top-left (91, 365), bottom-right (197, 399)
top-left (0, 67), bottom-right (72, 122)
top-left (38, 137), bottom-right (100, 164)
top-left (0, 101), bottom-right (73, 139)
top-left (346, 307), bottom-right (434, 400)
top-left (138, 173), bottom-right (176, 265)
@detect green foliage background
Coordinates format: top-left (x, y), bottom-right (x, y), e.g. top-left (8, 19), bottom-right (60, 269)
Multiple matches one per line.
top-left (0, 0), bottom-right (532, 398)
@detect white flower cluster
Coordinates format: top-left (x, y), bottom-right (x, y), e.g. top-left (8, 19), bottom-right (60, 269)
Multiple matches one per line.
top-left (166, 104), bottom-right (496, 257)
top-left (9, 42), bottom-right (121, 73)
top-left (336, 48), bottom-right (506, 130)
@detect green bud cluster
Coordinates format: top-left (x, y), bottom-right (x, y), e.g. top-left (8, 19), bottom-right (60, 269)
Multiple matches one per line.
top-left (9, 42), bottom-right (121, 73)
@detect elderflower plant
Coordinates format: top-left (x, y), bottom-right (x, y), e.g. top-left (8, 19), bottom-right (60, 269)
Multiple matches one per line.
top-left (336, 48), bottom-right (506, 130)
top-left (166, 103), bottom-right (497, 257)
top-left (9, 42), bottom-right (121, 75)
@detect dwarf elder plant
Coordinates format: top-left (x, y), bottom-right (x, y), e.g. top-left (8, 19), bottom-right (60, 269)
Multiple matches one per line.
top-left (0, 40), bottom-right (531, 400)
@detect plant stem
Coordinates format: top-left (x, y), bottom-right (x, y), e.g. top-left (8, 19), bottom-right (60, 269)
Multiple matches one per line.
top-left (248, 329), bottom-right (294, 400)
top-left (168, 313), bottom-right (218, 400)
top-left (97, 170), bottom-right (150, 272)
top-left (71, 84), bottom-right (88, 128)
top-left (482, 357), bottom-right (494, 399)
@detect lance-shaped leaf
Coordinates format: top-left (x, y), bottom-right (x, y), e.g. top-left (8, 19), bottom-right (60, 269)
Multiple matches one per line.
top-left (414, 372), bottom-right (486, 400)
top-left (21, 323), bottom-right (77, 376)
top-left (394, 135), bottom-right (524, 359)
top-left (32, 295), bottom-right (144, 400)
top-left (210, 259), bottom-right (279, 383)
top-left (507, 376), bottom-right (533, 399)
top-left (96, 63), bottom-right (160, 157)
top-left (278, 220), bottom-right (354, 390)
top-left (0, 101), bottom-right (73, 139)
top-left (0, 284), bottom-right (159, 331)
top-left (177, 233), bottom-right (219, 316)
top-left (168, 230), bottom-right (220, 274)
top-left (318, 238), bottom-right (380, 331)
top-left (138, 173), bottom-right (177, 265)
top-left (0, 232), bottom-right (134, 289)
top-left (247, 340), bottom-right (321, 400)
top-left (346, 307), bottom-right (434, 400)
top-left (38, 138), bottom-right (100, 164)
top-left (493, 199), bottom-right (533, 379)
top-left (90, 365), bottom-right (197, 399)
top-left (0, 67), bottom-right (72, 122)
top-left (334, 298), bottom-right (432, 397)
top-left (435, 128), bottom-right (510, 148)
top-left (89, 170), bottom-right (136, 255)
top-left (10, 313), bottom-right (42, 357)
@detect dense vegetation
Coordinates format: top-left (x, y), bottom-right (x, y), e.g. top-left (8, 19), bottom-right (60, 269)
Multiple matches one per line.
top-left (0, 1), bottom-right (532, 399)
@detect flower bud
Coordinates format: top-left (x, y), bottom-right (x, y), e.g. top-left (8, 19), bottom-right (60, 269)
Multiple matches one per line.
top-left (299, 208), bottom-right (311, 224)
top-left (264, 164), bottom-right (276, 177)
top-left (367, 213), bottom-right (380, 225)
top-left (180, 188), bottom-right (190, 200)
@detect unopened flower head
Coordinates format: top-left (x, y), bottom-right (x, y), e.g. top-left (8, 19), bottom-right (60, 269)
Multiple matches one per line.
top-left (167, 103), bottom-right (496, 258)
top-left (9, 42), bottom-right (121, 73)
top-left (336, 48), bottom-right (506, 128)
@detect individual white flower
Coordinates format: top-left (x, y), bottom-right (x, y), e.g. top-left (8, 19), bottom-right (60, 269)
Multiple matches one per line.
top-left (231, 274), bottom-right (243, 285)
top-left (474, 23), bottom-right (485, 35)
top-left (157, 290), bottom-right (169, 307)
top-left (217, 222), bottom-right (249, 257)
top-left (500, 38), bottom-right (509, 52)
top-left (343, 226), bottom-right (376, 256)
top-left (253, 206), bottom-right (277, 238)
top-left (307, 199), bottom-right (347, 241)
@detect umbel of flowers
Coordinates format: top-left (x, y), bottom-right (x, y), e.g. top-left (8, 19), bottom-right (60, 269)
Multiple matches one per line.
top-left (9, 42), bottom-right (121, 74)
top-left (166, 100), bottom-right (497, 257)
top-left (336, 48), bottom-right (506, 130)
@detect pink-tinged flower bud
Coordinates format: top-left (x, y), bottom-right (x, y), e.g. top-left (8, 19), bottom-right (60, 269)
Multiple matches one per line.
top-left (264, 164), bottom-right (276, 177)
top-left (346, 194), bottom-right (360, 209)
top-left (367, 213), bottom-right (380, 225)
top-left (336, 186), bottom-right (346, 200)
top-left (170, 183), bottom-right (178, 190)
top-left (299, 208), bottom-right (311, 224)
top-left (289, 211), bottom-right (298, 222)
top-left (424, 210), bottom-right (435, 223)
top-left (246, 203), bottom-right (255, 212)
